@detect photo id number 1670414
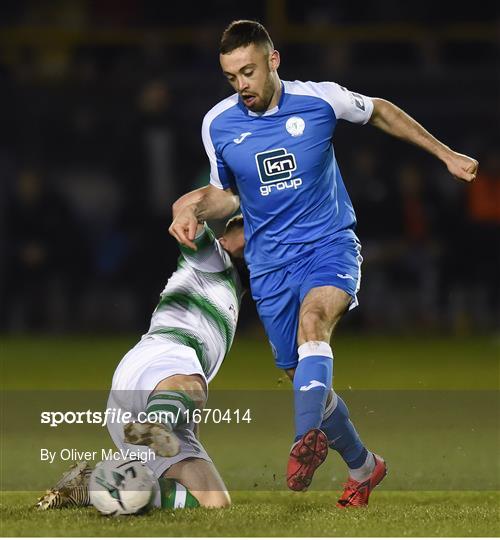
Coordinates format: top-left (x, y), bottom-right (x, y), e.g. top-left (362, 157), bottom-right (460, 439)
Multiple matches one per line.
top-left (183, 408), bottom-right (252, 424)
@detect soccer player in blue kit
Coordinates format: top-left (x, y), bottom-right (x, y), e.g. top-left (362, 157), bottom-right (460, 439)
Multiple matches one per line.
top-left (170, 20), bottom-right (478, 507)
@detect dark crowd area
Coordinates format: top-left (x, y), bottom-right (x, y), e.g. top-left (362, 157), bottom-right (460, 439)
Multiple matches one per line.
top-left (1, 1), bottom-right (499, 335)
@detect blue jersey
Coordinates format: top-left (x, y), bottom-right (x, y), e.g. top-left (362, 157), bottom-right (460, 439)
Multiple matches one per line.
top-left (202, 80), bottom-right (373, 277)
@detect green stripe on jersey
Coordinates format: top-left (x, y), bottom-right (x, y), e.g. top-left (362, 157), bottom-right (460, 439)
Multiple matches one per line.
top-left (177, 254), bottom-right (187, 269)
top-left (149, 327), bottom-right (209, 373)
top-left (156, 293), bottom-right (233, 351)
top-left (198, 267), bottom-right (241, 305)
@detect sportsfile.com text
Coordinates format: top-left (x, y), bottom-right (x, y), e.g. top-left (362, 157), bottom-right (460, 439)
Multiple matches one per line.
top-left (40, 408), bottom-right (252, 427)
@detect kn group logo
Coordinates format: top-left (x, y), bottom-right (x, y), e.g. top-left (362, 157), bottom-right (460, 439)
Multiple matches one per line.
top-left (255, 148), bottom-right (302, 196)
top-left (256, 148), bottom-right (296, 182)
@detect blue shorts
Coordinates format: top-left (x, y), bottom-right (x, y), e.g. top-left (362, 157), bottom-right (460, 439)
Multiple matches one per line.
top-left (250, 236), bottom-right (362, 370)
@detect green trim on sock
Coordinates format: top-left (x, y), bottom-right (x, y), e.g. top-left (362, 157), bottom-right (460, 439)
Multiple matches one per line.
top-left (148, 391), bottom-right (196, 412)
top-left (146, 403), bottom-right (183, 420)
top-left (159, 478), bottom-right (200, 509)
top-left (159, 478), bottom-right (177, 508)
top-left (185, 490), bottom-right (200, 508)
top-left (146, 390), bottom-right (197, 428)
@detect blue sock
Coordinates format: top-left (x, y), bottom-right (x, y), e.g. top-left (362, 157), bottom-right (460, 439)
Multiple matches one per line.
top-left (320, 391), bottom-right (367, 468)
top-left (293, 341), bottom-right (333, 442)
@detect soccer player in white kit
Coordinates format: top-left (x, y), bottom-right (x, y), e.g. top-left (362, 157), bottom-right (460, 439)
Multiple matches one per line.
top-left (37, 215), bottom-right (245, 510)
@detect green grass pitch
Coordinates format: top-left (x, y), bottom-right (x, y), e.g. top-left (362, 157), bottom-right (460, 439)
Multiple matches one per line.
top-left (3, 491), bottom-right (499, 537)
top-left (1, 333), bottom-right (499, 536)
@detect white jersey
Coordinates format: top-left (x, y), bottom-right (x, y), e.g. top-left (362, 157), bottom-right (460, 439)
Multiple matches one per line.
top-left (144, 224), bottom-right (242, 382)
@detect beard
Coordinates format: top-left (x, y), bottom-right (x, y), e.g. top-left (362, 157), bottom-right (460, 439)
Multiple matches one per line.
top-left (247, 77), bottom-right (276, 112)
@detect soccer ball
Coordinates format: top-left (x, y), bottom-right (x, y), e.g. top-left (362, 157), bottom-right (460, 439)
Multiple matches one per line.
top-left (89, 459), bottom-right (157, 516)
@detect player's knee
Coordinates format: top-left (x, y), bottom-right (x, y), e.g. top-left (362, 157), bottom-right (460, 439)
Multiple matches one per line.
top-left (299, 309), bottom-right (329, 341)
top-left (183, 378), bottom-right (207, 409)
top-left (153, 375), bottom-right (207, 409)
top-left (196, 490), bottom-right (231, 508)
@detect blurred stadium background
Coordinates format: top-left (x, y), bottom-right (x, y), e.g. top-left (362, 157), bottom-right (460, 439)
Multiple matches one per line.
top-left (0, 0), bottom-right (499, 336)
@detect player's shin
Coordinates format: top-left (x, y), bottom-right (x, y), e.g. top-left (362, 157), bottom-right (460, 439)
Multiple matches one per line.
top-left (159, 478), bottom-right (200, 509)
top-left (145, 390), bottom-right (196, 431)
top-left (320, 391), bottom-right (374, 480)
top-left (124, 390), bottom-right (198, 457)
top-left (292, 342), bottom-right (333, 441)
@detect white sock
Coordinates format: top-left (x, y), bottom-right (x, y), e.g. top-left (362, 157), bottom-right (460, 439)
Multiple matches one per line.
top-left (348, 452), bottom-right (375, 482)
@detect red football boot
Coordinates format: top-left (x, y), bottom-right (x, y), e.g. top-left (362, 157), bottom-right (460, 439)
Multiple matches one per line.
top-left (336, 453), bottom-right (387, 508)
top-left (287, 428), bottom-right (328, 491)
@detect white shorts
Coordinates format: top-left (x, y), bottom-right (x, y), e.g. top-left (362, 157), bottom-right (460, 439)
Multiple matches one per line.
top-left (107, 336), bottom-right (211, 480)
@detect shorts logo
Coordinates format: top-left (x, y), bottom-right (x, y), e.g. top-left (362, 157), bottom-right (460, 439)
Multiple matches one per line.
top-left (255, 148), bottom-right (302, 196)
top-left (286, 116), bottom-right (305, 137)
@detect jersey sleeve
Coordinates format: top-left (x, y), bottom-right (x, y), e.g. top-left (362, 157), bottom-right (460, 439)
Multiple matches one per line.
top-left (201, 113), bottom-right (236, 190)
top-left (318, 82), bottom-right (373, 124)
top-left (179, 223), bottom-right (231, 273)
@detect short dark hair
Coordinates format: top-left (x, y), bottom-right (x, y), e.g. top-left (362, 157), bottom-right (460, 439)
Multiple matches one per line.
top-left (220, 20), bottom-right (274, 54)
top-left (224, 214), bottom-right (244, 235)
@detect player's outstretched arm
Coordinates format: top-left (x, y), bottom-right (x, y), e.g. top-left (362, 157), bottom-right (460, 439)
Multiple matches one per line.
top-left (369, 98), bottom-right (478, 182)
top-left (169, 185), bottom-right (239, 250)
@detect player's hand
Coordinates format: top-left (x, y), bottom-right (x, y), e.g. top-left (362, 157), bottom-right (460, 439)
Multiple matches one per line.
top-left (444, 151), bottom-right (478, 183)
top-left (168, 205), bottom-right (199, 250)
